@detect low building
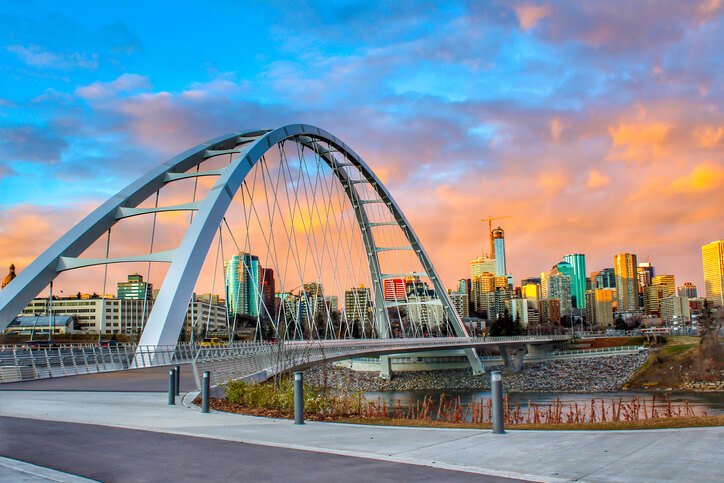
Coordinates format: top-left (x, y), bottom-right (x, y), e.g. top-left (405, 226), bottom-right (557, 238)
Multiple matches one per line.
top-left (660, 295), bottom-right (691, 326)
top-left (4, 315), bottom-right (79, 335)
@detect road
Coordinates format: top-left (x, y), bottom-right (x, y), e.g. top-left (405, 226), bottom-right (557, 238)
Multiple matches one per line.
top-left (0, 416), bottom-right (519, 482)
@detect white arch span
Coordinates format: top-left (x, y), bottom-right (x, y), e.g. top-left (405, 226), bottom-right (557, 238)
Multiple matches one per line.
top-left (0, 124), bottom-right (482, 371)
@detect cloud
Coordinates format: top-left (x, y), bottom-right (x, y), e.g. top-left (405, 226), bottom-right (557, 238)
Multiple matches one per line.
top-left (608, 122), bottom-right (673, 163)
top-left (549, 117), bottom-right (562, 141)
top-left (76, 74), bottom-right (151, 100)
top-left (6, 45), bottom-right (98, 70)
top-left (694, 125), bottom-right (724, 148)
top-left (670, 163), bottom-right (724, 193)
top-left (513, 4), bottom-right (551, 30)
top-left (586, 170), bottom-right (610, 189)
top-left (0, 124), bottom-right (68, 164)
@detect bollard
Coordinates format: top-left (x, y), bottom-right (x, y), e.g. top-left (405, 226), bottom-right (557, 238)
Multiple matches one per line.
top-left (168, 369), bottom-right (176, 405)
top-left (294, 371), bottom-right (304, 425)
top-left (201, 370), bottom-right (210, 413)
top-left (175, 365), bottom-right (181, 396)
top-left (491, 370), bottom-right (504, 434)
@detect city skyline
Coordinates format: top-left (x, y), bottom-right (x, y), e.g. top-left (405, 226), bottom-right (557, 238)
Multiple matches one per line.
top-left (0, 2), bottom-right (722, 295)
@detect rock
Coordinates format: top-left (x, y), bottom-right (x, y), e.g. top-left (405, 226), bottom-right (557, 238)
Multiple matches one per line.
top-left (304, 352), bottom-right (652, 393)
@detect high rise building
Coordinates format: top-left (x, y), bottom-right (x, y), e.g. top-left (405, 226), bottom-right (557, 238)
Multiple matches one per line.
top-left (539, 299), bottom-right (561, 324)
top-left (660, 295), bottom-right (690, 326)
top-left (506, 298), bottom-right (528, 327)
top-left (117, 274), bottom-right (153, 300)
top-left (344, 286), bottom-right (371, 326)
top-left (644, 285), bottom-right (668, 315)
top-left (702, 240), bottom-right (724, 307)
top-left (522, 283), bottom-right (540, 301)
top-left (593, 268), bottom-right (616, 289)
top-left (470, 255), bottom-right (496, 278)
top-left (225, 252), bottom-right (261, 318)
top-left (450, 292), bottom-right (470, 317)
top-left (614, 253), bottom-right (639, 312)
top-left (542, 262), bottom-right (574, 316)
top-left (651, 274), bottom-right (675, 296)
top-left (637, 261), bottom-right (655, 292)
top-left (492, 227), bottom-right (506, 276)
top-left (260, 269), bottom-right (275, 320)
top-left (677, 282), bottom-right (697, 299)
top-left (563, 254), bottom-right (587, 309)
top-left (383, 278), bottom-right (407, 302)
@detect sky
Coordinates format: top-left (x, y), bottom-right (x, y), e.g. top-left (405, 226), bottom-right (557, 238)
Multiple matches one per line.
top-left (0, 0), bottom-right (722, 296)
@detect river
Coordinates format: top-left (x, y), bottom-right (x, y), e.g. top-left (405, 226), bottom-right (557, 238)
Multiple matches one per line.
top-left (364, 389), bottom-right (724, 418)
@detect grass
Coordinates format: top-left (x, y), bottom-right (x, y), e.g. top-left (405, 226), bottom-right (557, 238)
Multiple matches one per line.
top-left (336, 415), bottom-right (724, 431)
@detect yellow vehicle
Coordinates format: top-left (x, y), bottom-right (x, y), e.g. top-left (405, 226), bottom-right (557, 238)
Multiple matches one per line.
top-left (200, 337), bottom-right (226, 347)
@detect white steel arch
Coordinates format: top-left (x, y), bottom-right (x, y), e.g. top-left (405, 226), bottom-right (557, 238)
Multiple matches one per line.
top-left (0, 124), bottom-right (481, 371)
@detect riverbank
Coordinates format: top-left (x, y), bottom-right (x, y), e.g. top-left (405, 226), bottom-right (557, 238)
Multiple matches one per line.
top-left (304, 351), bottom-right (651, 393)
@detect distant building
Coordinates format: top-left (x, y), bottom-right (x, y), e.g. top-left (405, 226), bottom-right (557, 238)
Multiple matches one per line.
top-left (492, 227), bottom-right (507, 276)
top-left (4, 315), bottom-right (79, 335)
top-left (563, 254), bottom-right (587, 309)
top-left (506, 298), bottom-right (528, 327)
top-left (383, 278), bottom-right (407, 302)
top-left (702, 240), bottom-right (724, 307)
top-left (344, 286), bottom-right (371, 326)
top-left (614, 253), bottom-right (640, 312)
top-left (521, 283), bottom-right (540, 301)
top-left (644, 285), bottom-right (669, 316)
top-left (225, 252), bottom-right (262, 318)
top-left (539, 299), bottom-right (561, 324)
top-left (592, 268), bottom-right (616, 290)
top-left (585, 289), bottom-right (614, 329)
top-left (470, 255), bottom-right (496, 278)
top-left (660, 295), bottom-right (690, 326)
top-left (542, 262), bottom-right (574, 316)
top-left (637, 261), bottom-right (655, 296)
top-left (651, 274), bottom-right (675, 296)
top-left (677, 282), bottom-right (697, 299)
top-left (117, 274), bottom-right (153, 300)
top-left (450, 292), bottom-right (470, 317)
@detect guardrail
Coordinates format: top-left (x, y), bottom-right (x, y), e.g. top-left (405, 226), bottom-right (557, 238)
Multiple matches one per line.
top-left (1, 335), bottom-right (570, 385)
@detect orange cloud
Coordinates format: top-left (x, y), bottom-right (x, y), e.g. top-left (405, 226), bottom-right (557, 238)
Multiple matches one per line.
top-left (586, 169), bottom-right (610, 189)
top-left (694, 125), bottom-right (724, 148)
top-left (608, 122), bottom-right (673, 163)
top-left (513, 4), bottom-right (551, 30)
top-left (670, 163), bottom-right (724, 193)
top-left (537, 172), bottom-right (567, 195)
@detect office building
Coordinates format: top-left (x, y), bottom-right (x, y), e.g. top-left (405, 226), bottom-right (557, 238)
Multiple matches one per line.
top-left (539, 299), bottom-right (561, 324)
top-left (651, 274), bottom-right (676, 296)
top-left (593, 268), bottom-right (616, 290)
top-left (521, 283), bottom-right (540, 301)
top-left (344, 286), bottom-right (371, 326)
top-left (470, 255), bottom-right (496, 278)
top-left (492, 227), bottom-right (507, 276)
top-left (702, 240), bottom-right (724, 307)
top-left (506, 298), bottom-right (528, 327)
top-left (644, 284), bottom-right (668, 315)
top-left (383, 278), bottom-right (407, 302)
top-left (225, 252), bottom-right (261, 318)
top-left (585, 289), bottom-right (614, 328)
top-left (677, 282), bottom-right (697, 299)
top-left (637, 261), bottom-right (655, 293)
top-left (450, 292), bottom-right (470, 317)
top-left (660, 295), bottom-right (691, 326)
top-left (117, 274), bottom-right (153, 300)
top-left (563, 254), bottom-right (587, 308)
top-left (614, 253), bottom-right (640, 312)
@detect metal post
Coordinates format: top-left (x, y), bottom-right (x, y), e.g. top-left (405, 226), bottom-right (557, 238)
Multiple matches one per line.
top-left (201, 370), bottom-right (210, 413)
top-left (491, 370), bottom-right (504, 434)
top-left (168, 369), bottom-right (176, 405)
top-left (294, 371), bottom-right (304, 425)
top-left (174, 365), bottom-right (181, 395)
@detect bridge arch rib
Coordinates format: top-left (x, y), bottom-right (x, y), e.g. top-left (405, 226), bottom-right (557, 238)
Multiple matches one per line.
top-left (0, 124), bottom-right (481, 371)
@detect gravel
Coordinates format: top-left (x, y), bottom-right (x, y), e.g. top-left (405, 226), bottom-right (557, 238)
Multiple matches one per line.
top-left (304, 351), bottom-right (651, 393)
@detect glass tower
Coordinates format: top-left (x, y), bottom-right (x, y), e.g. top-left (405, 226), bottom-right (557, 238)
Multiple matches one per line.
top-left (492, 227), bottom-right (506, 276)
top-left (562, 254), bottom-right (587, 309)
top-left (225, 252), bottom-right (261, 318)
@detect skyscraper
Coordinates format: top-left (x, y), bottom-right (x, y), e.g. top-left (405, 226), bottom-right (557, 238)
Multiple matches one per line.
top-left (677, 282), bottom-right (697, 299)
top-left (637, 261), bottom-right (655, 292)
top-left (593, 268), bottom-right (616, 289)
top-left (492, 227), bottom-right (506, 276)
top-left (614, 253), bottom-right (640, 312)
top-left (563, 254), bottom-right (587, 309)
top-left (383, 278), bottom-right (407, 301)
top-left (225, 252), bottom-right (261, 318)
top-left (345, 285), bottom-right (371, 326)
top-left (470, 255), bottom-right (496, 278)
top-left (651, 274), bottom-right (675, 296)
top-left (702, 240), bottom-right (724, 307)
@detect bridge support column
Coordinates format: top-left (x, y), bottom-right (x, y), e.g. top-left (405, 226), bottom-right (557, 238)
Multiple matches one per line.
top-left (499, 345), bottom-right (527, 373)
top-left (379, 355), bottom-right (392, 380)
top-left (465, 348), bottom-right (485, 375)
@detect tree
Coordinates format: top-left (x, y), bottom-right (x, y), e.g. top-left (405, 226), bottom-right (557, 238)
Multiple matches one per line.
top-left (614, 315), bottom-right (627, 331)
top-left (489, 307), bottom-right (524, 336)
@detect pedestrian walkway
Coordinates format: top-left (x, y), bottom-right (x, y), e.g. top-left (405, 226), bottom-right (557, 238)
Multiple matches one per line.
top-left (1, 390), bottom-right (721, 482)
top-left (0, 456), bottom-right (96, 483)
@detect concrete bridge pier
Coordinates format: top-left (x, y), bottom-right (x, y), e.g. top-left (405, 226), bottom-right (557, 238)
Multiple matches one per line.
top-left (499, 344), bottom-right (528, 373)
top-left (525, 342), bottom-right (558, 357)
top-left (379, 355), bottom-right (392, 380)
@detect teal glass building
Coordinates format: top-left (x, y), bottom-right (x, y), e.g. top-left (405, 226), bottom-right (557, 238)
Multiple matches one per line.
top-left (562, 254), bottom-right (587, 309)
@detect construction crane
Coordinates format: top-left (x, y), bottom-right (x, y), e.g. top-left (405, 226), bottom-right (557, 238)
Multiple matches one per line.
top-left (481, 216), bottom-right (513, 257)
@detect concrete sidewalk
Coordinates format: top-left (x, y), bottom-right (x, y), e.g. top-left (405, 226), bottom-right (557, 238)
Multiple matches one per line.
top-left (0, 390), bottom-right (721, 482)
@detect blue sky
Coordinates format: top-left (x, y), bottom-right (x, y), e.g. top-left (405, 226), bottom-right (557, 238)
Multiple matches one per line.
top-left (0, 0), bottom-right (722, 291)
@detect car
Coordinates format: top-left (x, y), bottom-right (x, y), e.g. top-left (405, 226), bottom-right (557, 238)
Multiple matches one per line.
top-left (200, 337), bottom-right (226, 347)
top-left (23, 340), bottom-right (60, 350)
top-left (98, 339), bottom-right (119, 347)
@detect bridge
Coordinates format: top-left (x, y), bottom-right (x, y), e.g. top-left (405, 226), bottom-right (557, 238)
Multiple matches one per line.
top-left (0, 123), bottom-right (571, 385)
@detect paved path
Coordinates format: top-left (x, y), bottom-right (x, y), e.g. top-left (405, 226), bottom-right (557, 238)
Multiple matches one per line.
top-left (1, 389), bottom-right (722, 482)
top-left (0, 416), bottom-right (509, 483)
